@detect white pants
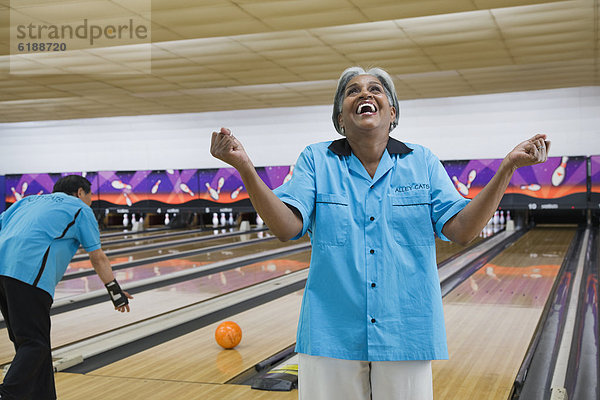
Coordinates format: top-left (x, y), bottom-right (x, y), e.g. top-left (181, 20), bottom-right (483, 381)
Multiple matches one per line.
top-left (298, 353), bottom-right (433, 400)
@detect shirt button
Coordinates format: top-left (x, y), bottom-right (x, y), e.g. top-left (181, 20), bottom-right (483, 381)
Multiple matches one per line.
top-left (371, 318), bottom-right (376, 323)
top-left (371, 283), bottom-right (376, 288)
top-left (370, 249), bottom-right (375, 254)
top-left (370, 216), bottom-right (375, 221)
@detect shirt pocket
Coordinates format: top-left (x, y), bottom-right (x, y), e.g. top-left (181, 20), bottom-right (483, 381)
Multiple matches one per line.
top-left (314, 193), bottom-right (350, 246)
top-left (390, 192), bottom-right (435, 246)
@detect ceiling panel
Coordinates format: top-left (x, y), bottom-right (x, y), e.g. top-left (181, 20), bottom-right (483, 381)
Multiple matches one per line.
top-left (0, 0), bottom-right (596, 122)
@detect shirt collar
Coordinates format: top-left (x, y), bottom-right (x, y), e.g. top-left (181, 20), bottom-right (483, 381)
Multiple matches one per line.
top-left (328, 137), bottom-right (413, 156)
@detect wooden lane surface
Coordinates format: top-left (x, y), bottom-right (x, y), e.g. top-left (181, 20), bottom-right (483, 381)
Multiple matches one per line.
top-left (0, 250), bottom-right (311, 366)
top-left (433, 227), bottom-right (575, 399)
top-left (436, 235), bottom-right (483, 264)
top-left (57, 232), bottom-right (292, 298)
top-left (76, 227), bottom-right (190, 254)
top-left (87, 290), bottom-right (303, 383)
top-left (55, 373), bottom-right (297, 400)
top-left (56, 290), bottom-right (305, 399)
top-left (66, 231), bottom-right (270, 276)
top-left (95, 228), bottom-right (217, 251)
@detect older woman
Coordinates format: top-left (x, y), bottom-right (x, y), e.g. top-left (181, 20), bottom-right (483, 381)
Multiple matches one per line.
top-left (210, 66), bottom-right (549, 400)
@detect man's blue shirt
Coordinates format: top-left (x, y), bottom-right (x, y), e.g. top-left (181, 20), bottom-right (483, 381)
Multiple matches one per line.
top-left (0, 193), bottom-right (101, 297)
top-left (274, 137), bottom-right (470, 361)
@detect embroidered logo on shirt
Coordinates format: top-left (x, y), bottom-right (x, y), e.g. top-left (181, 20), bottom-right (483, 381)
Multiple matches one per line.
top-left (395, 183), bottom-right (430, 193)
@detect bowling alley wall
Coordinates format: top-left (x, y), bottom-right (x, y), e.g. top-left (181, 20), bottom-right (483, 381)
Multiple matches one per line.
top-left (2, 156), bottom-right (597, 215)
top-left (1, 86), bottom-right (599, 216)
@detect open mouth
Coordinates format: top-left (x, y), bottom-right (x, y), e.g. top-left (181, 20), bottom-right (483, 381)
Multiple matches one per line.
top-left (356, 102), bottom-right (377, 114)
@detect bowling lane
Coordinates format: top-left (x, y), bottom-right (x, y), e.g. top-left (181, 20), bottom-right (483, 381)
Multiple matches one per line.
top-left (56, 290), bottom-right (304, 399)
top-left (97, 228), bottom-right (219, 251)
top-left (433, 227), bottom-right (576, 399)
top-left (95, 227), bottom-right (188, 243)
top-left (436, 235), bottom-right (484, 264)
top-left (86, 289), bottom-right (304, 386)
top-left (75, 226), bottom-right (198, 255)
top-left (0, 250), bottom-right (311, 366)
top-left (56, 373), bottom-right (298, 400)
top-left (57, 232), bottom-right (299, 298)
top-left (65, 230), bottom-right (274, 277)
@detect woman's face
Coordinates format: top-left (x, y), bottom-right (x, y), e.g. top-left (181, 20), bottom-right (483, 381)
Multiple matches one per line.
top-left (338, 74), bottom-right (396, 137)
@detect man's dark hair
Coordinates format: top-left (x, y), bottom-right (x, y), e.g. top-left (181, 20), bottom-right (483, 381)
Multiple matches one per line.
top-left (53, 175), bottom-right (92, 196)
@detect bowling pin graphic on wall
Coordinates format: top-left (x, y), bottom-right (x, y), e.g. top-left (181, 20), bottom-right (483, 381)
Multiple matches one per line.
top-left (206, 182), bottom-right (219, 201)
top-left (465, 170), bottom-right (476, 189)
top-left (151, 180), bottom-right (161, 194)
top-left (180, 183), bottom-right (195, 197)
top-left (231, 186), bottom-right (243, 200)
top-left (283, 165), bottom-right (294, 184)
top-left (123, 192), bottom-right (133, 207)
top-left (552, 156), bottom-right (568, 186)
top-left (216, 177), bottom-right (225, 195)
top-left (452, 176), bottom-right (469, 197)
top-left (520, 184), bottom-right (541, 192)
top-left (10, 187), bottom-right (22, 201)
top-left (111, 180), bottom-right (132, 190)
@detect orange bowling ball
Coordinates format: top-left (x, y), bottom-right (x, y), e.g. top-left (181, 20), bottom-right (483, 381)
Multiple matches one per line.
top-left (215, 321), bottom-right (242, 349)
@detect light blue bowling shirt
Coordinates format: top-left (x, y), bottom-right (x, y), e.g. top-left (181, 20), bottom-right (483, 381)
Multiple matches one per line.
top-left (274, 137), bottom-right (470, 361)
top-left (0, 193), bottom-right (101, 297)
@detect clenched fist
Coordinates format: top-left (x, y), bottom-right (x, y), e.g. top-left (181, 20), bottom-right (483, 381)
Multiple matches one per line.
top-left (504, 133), bottom-right (551, 171)
top-left (210, 127), bottom-right (252, 170)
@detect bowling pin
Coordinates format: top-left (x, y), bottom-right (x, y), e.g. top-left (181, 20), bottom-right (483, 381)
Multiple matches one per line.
top-left (212, 213), bottom-right (219, 227)
top-left (10, 187), bottom-right (22, 201)
top-left (180, 183), bottom-right (195, 196)
top-left (520, 184), bottom-right (541, 191)
top-left (21, 182), bottom-right (28, 196)
top-left (36, 190), bottom-right (43, 195)
top-left (551, 156), bottom-right (568, 186)
top-left (205, 182), bottom-right (219, 201)
top-left (493, 211), bottom-right (499, 226)
top-left (164, 213), bottom-right (170, 225)
top-left (166, 169), bottom-right (175, 175)
top-left (131, 213), bottom-right (138, 232)
top-left (228, 213), bottom-right (234, 225)
top-left (283, 165), bottom-right (294, 184)
top-left (216, 177), bottom-right (225, 194)
top-left (220, 212), bottom-right (226, 226)
top-left (506, 210), bottom-right (511, 222)
top-left (499, 211), bottom-right (505, 225)
top-left (138, 215), bottom-right (144, 231)
top-left (231, 186), bottom-right (243, 200)
top-left (466, 169), bottom-right (476, 189)
top-left (256, 214), bottom-right (264, 227)
top-left (123, 213), bottom-right (129, 228)
top-left (123, 192), bottom-right (132, 206)
top-left (151, 180), bottom-right (161, 194)
top-left (451, 176), bottom-right (469, 197)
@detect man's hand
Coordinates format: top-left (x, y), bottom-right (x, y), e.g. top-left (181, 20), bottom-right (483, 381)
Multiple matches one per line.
top-left (116, 291), bottom-right (134, 313)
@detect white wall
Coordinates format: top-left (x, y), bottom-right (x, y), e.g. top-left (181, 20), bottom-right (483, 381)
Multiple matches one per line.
top-left (0, 86), bottom-right (599, 174)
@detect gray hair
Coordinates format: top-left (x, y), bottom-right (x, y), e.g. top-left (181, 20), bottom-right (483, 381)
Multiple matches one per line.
top-left (332, 66), bottom-right (400, 136)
